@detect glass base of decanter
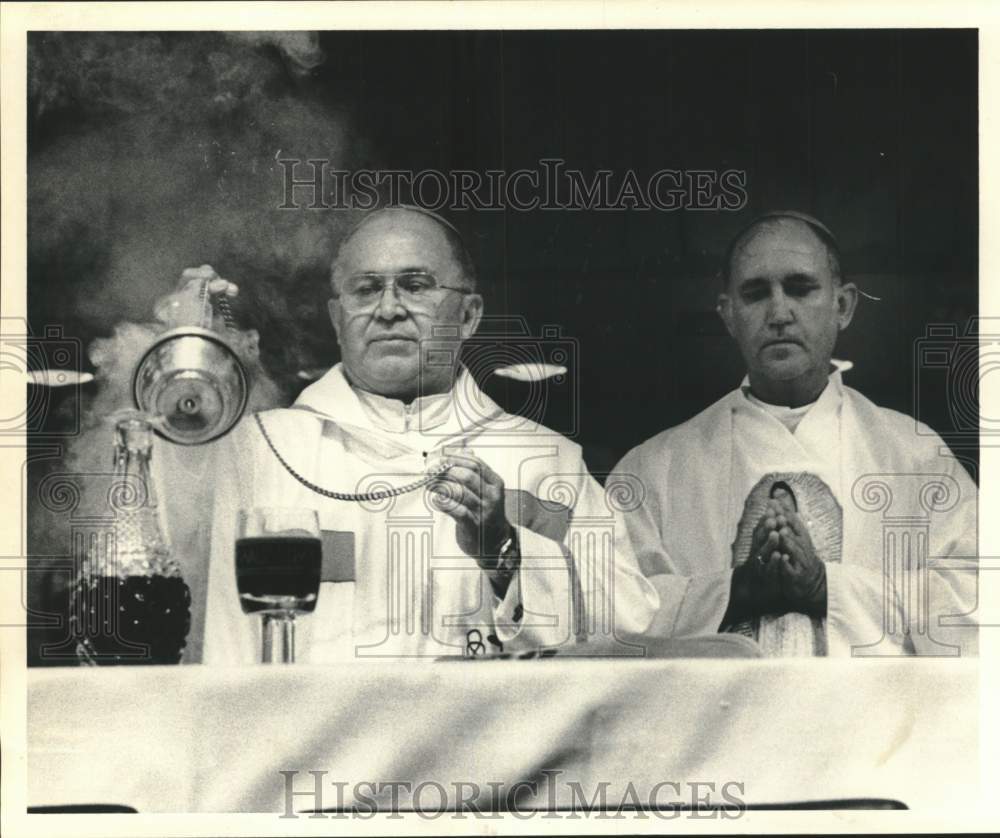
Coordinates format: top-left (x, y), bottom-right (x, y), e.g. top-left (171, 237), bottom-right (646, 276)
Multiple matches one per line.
top-left (71, 574), bottom-right (191, 665)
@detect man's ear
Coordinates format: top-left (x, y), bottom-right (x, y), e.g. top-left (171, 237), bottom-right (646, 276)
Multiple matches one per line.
top-left (717, 292), bottom-right (735, 338)
top-left (836, 282), bottom-right (859, 331)
top-left (460, 293), bottom-right (484, 339)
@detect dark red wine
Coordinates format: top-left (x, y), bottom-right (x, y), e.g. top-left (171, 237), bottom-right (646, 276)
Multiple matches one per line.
top-left (71, 575), bottom-right (191, 665)
top-left (235, 536), bottom-right (321, 614)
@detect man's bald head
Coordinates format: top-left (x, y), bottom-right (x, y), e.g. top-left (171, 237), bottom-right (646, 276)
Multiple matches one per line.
top-left (722, 211), bottom-right (843, 290)
top-left (331, 206), bottom-right (477, 293)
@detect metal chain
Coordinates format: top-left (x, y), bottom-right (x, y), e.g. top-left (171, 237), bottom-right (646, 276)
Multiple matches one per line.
top-left (213, 277), bottom-right (446, 501)
top-left (213, 290), bottom-right (238, 332)
top-left (193, 274), bottom-right (237, 332)
top-left (254, 413), bottom-right (451, 502)
top-left (196, 275), bottom-right (210, 326)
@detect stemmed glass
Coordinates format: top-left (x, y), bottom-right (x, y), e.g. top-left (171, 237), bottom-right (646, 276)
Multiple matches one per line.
top-left (235, 508), bottom-right (322, 663)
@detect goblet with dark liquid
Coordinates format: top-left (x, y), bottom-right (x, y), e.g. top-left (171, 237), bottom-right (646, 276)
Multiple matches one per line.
top-left (235, 508), bottom-right (321, 663)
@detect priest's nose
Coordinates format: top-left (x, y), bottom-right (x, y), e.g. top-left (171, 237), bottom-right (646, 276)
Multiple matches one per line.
top-left (767, 289), bottom-right (795, 325)
top-left (374, 285), bottom-right (408, 320)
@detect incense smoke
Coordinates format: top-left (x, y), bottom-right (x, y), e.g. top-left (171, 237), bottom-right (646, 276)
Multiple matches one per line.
top-left (28, 31), bottom-right (354, 356)
top-left (27, 32), bottom-right (360, 662)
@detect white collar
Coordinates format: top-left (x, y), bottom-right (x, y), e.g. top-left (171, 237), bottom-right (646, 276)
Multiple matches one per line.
top-left (354, 384), bottom-right (454, 434)
top-left (738, 364), bottom-right (847, 411)
top-left (744, 389), bottom-right (816, 417)
top-left (293, 363), bottom-right (503, 437)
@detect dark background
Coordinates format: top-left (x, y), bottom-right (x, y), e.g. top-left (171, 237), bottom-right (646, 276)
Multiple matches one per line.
top-left (28, 29), bottom-right (979, 475)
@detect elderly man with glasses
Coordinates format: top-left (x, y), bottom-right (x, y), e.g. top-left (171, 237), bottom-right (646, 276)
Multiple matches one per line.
top-left (201, 206), bottom-right (659, 662)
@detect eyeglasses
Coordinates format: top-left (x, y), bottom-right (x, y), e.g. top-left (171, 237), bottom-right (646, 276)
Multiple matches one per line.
top-left (333, 271), bottom-right (472, 314)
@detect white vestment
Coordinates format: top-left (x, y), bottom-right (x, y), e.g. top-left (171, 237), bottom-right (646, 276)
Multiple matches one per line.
top-left (611, 372), bottom-right (978, 657)
top-left (203, 365), bottom-right (658, 663)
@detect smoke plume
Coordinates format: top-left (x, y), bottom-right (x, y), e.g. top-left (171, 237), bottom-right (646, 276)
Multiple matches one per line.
top-left (27, 32), bottom-right (360, 662)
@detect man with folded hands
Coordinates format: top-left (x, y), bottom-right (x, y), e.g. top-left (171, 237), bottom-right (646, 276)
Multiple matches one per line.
top-left (611, 211), bottom-right (977, 656)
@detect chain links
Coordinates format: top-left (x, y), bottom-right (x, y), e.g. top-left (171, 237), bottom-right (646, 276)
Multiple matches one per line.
top-left (254, 413), bottom-right (451, 502)
top-left (215, 278), bottom-right (447, 502)
top-left (213, 290), bottom-right (238, 332)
